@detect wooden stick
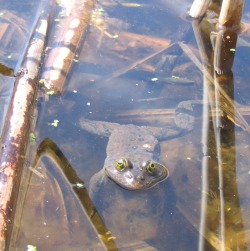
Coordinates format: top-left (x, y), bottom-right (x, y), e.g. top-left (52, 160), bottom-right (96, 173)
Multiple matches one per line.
top-left (189, 0), bottom-right (211, 18)
top-left (0, 11), bottom-right (49, 250)
top-left (41, 0), bottom-right (95, 94)
top-left (218, 0), bottom-right (244, 30)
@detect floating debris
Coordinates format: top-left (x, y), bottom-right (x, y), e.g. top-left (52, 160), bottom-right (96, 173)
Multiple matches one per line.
top-left (49, 119), bottom-right (59, 127)
top-left (27, 245), bottom-right (37, 251)
top-left (29, 132), bottom-right (37, 142)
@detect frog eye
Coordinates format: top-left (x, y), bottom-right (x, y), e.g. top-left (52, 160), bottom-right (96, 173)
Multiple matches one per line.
top-left (146, 161), bottom-right (158, 174)
top-left (115, 159), bottom-right (127, 171)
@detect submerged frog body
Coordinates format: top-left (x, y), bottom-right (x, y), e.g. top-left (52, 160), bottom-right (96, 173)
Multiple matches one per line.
top-left (79, 115), bottom-right (194, 249)
top-left (79, 110), bottom-right (194, 191)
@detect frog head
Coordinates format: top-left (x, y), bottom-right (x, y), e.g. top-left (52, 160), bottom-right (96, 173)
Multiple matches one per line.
top-left (105, 158), bottom-right (169, 190)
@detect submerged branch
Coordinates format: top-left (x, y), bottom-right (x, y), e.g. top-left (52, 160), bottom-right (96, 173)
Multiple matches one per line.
top-left (30, 138), bottom-right (118, 250)
top-left (178, 41), bottom-right (250, 133)
top-left (41, 0), bottom-right (95, 94)
top-left (0, 11), bottom-right (49, 250)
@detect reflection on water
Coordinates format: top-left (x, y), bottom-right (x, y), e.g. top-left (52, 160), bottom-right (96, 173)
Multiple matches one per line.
top-left (0, 76), bottom-right (14, 134)
top-left (4, 0), bottom-right (250, 250)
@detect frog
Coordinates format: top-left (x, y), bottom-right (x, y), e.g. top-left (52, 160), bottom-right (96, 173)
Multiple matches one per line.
top-left (80, 120), bottom-right (178, 191)
top-left (78, 104), bottom-right (196, 250)
top-left (80, 101), bottom-right (195, 188)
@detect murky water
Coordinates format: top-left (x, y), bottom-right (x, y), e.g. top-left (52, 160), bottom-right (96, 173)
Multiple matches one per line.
top-left (1, 0), bottom-right (250, 250)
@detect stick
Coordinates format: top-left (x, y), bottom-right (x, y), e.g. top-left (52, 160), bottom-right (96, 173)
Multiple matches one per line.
top-left (0, 11), bottom-right (49, 250)
top-left (41, 0), bottom-right (95, 94)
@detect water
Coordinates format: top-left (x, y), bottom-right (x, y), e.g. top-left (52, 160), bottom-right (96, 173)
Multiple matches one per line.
top-left (1, 0), bottom-right (250, 250)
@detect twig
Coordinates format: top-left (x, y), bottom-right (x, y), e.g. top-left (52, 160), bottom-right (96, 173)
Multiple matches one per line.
top-left (189, 0), bottom-right (211, 18)
top-left (96, 42), bottom-right (175, 87)
top-left (0, 11), bottom-right (49, 250)
top-left (178, 41), bottom-right (250, 133)
top-left (41, 0), bottom-right (95, 93)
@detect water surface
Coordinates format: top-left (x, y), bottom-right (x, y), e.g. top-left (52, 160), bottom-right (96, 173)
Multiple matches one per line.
top-left (2, 0), bottom-right (250, 250)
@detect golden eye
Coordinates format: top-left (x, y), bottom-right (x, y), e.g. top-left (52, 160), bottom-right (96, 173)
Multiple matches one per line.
top-left (146, 161), bottom-right (157, 174)
top-left (115, 159), bottom-right (127, 171)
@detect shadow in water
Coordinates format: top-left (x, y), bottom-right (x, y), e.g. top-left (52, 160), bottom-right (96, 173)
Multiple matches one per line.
top-left (13, 138), bottom-right (118, 251)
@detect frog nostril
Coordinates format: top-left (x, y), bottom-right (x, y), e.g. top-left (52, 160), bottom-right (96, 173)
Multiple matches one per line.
top-left (137, 175), bottom-right (145, 181)
top-left (125, 172), bottom-right (133, 179)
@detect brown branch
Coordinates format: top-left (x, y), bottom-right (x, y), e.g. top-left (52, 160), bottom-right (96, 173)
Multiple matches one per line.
top-left (41, 0), bottom-right (95, 94)
top-left (0, 11), bottom-right (49, 250)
